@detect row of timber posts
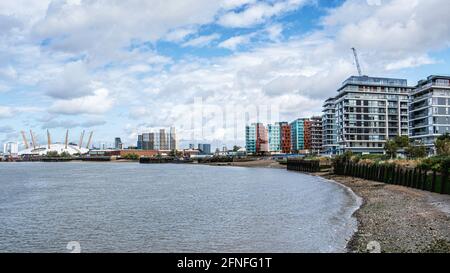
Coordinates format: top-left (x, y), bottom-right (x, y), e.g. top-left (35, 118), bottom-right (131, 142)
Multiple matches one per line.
top-left (287, 159), bottom-right (320, 173)
top-left (333, 160), bottom-right (449, 195)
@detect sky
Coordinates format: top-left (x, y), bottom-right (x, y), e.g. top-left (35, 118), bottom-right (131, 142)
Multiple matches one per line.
top-left (0, 0), bottom-right (449, 149)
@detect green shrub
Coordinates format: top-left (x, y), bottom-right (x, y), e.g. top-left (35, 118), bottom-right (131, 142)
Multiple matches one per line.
top-left (418, 156), bottom-right (450, 172)
top-left (123, 153), bottom-right (139, 160)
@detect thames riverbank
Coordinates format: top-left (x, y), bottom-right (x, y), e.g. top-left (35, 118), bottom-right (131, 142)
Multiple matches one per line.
top-left (204, 158), bottom-right (285, 169)
top-left (316, 173), bottom-right (450, 253)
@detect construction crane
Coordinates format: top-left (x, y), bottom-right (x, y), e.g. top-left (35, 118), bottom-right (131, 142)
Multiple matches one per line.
top-left (351, 47), bottom-right (363, 76)
top-left (21, 131), bottom-right (29, 149)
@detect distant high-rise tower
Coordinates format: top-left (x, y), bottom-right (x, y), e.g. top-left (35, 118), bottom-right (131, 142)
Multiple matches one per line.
top-left (169, 127), bottom-right (177, 150)
top-left (137, 127), bottom-right (177, 151)
top-left (3, 142), bottom-right (19, 156)
top-left (114, 137), bottom-right (123, 149)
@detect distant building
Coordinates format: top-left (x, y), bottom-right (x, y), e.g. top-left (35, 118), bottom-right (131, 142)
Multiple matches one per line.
top-left (3, 142), bottom-right (18, 157)
top-left (280, 122), bottom-right (291, 154)
top-left (310, 116), bottom-right (323, 154)
top-left (268, 123), bottom-right (281, 153)
top-left (410, 75), bottom-right (450, 153)
top-left (290, 119), bottom-right (308, 153)
top-left (159, 129), bottom-right (168, 150)
top-left (114, 137), bottom-right (123, 150)
top-left (304, 119), bottom-right (312, 151)
top-left (198, 144), bottom-right (211, 155)
top-left (169, 127), bottom-right (177, 151)
top-left (137, 127), bottom-right (177, 151)
top-left (137, 134), bottom-right (143, 149)
top-left (245, 123), bottom-right (269, 155)
top-left (322, 98), bottom-right (338, 155)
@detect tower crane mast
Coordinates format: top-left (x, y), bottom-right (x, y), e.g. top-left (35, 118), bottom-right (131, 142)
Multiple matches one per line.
top-left (351, 47), bottom-right (363, 76)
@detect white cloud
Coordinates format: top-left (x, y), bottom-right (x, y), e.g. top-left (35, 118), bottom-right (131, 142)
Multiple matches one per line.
top-left (31, 0), bottom-right (226, 61)
top-left (41, 118), bottom-right (106, 129)
top-left (0, 105), bottom-right (42, 119)
top-left (325, 0), bottom-right (450, 54)
top-left (43, 60), bottom-right (93, 99)
top-left (219, 34), bottom-right (254, 50)
top-left (385, 55), bottom-right (436, 70)
top-left (0, 65), bottom-right (18, 79)
top-left (221, 0), bottom-right (257, 9)
top-left (182, 33), bottom-right (221, 47)
top-left (0, 106), bottom-right (13, 118)
top-left (0, 125), bottom-right (14, 133)
top-left (265, 24), bottom-right (283, 41)
top-left (164, 27), bottom-right (197, 42)
top-left (50, 88), bottom-right (114, 115)
top-left (218, 0), bottom-right (307, 28)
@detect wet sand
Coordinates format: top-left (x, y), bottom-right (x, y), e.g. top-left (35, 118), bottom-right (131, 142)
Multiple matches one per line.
top-left (319, 173), bottom-right (450, 253)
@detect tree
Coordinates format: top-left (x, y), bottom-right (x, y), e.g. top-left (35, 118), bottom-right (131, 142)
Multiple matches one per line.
top-left (233, 145), bottom-right (241, 152)
top-left (46, 151), bottom-right (59, 157)
top-left (385, 140), bottom-right (398, 159)
top-left (394, 135), bottom-right (409, 148)
top-left (60, 151), bottom-right (71, 158)
top-left (405, 144), bottom-right (427, 159)
top-left (435, 133), bottom-right (450, 156)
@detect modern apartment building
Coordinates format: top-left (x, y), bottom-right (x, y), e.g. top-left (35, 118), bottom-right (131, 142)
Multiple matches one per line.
top-left (310, 116), bottom-right (323, 154)
top-left (280, 122), bottom-right (291, 154)
top-left (333, 76), bottom-right (411, 154)
top-left (137, 127), bottom-right (177, 151)
top-left (245, 123), bottom-right (269, 155)
top-left (410, 75), bottom-right (450, 152)
top-left (159, 129), bottom-right (168, 150)
top-left (268, 123), bottom-right (281, 153)
top-left (304, 120), bottom-right (312, 151)
top-left (290, 119), bottom-right (307, 153)
top-left (114, 137), bottom-right (123, 149)
top-left (169, 127), bottom-right (177, 151)
top-left (322, 98), bottom-right (338, 155)
top-left (198, 144), bottom-right (211, 154)
top-left (3, 142), bottom-right (18, 157)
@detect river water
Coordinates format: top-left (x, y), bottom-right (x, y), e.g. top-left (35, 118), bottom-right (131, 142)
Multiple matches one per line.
top-left (0, 162), bottom-right (360, 253)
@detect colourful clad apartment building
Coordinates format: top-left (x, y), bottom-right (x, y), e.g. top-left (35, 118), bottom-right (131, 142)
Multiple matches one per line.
top-left (268, 123), bottom-right (281, 153)
top-left (246, 119), bottom-right (317, 155)
top-left (245, 123), bottom-right (269, 155)
top-left (280, 122), bottom-right (292, 154)
top-left (290, 118), bottom-right (308, 153)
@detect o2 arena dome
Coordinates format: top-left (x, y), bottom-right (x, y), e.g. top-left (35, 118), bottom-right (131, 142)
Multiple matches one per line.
top-left (18, 130), bottom-right (92, 156)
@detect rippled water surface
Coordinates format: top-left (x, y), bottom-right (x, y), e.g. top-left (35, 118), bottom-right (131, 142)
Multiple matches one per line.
top-left (0, 162), bottom-right (359, 253)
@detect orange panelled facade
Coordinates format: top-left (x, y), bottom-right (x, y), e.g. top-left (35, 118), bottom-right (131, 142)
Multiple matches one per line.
top-left (303, 120), bottom-right (312, 150)
top-left (280, 122), bottom-right (291, 154)
top-left (256, 123), bottom-right (269, 154)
